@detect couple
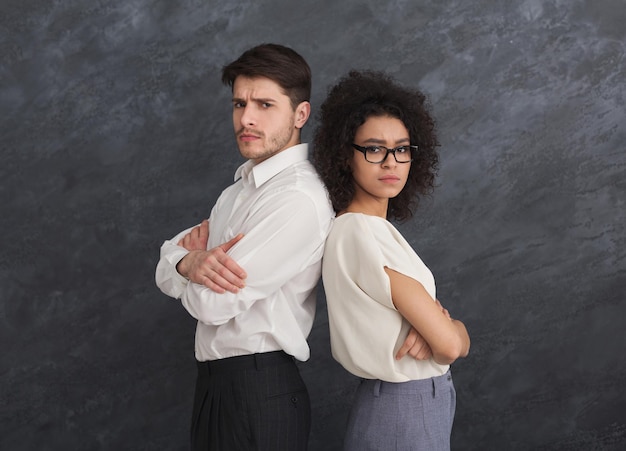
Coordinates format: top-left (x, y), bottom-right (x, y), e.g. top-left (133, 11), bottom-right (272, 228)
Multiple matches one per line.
top-left (155, 43), bottom-right (470, 451)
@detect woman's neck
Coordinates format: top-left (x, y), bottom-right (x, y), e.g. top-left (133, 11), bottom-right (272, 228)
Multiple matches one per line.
top-left (341, 198), bottom-right (388, 218)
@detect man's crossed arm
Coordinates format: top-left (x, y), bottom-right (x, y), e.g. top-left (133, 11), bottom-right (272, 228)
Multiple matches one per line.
top-left (174, 220), bottom-right (438, 361)
top-left (175, 219), bottom-right (247, 294)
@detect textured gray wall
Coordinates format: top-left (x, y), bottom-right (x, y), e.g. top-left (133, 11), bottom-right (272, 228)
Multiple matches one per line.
top-left (2, 0), bottom-right (625, 450)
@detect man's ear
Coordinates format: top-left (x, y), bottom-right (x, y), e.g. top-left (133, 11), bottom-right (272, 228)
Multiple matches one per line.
top-left (294, 101), bottom-right (311, 129)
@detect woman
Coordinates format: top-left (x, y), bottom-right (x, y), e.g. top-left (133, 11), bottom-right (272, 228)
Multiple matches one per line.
top-left (313, 70), bottom-right (470, 451)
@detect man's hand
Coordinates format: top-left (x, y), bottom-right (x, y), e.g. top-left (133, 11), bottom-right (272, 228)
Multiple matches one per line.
top-left (176, 220), bottom-right (247, 294)
top-left (395, 327), bottom-right (433, 361)
top-left (178, 219), bottom-right (210, 252)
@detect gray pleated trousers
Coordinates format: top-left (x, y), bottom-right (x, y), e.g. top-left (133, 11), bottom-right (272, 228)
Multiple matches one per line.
top-left (344, 370), bottom-right (456, 451)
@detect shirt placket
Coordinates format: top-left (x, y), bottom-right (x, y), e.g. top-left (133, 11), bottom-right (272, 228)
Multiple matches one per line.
top-left (225, 173), bottom-right (254, 237)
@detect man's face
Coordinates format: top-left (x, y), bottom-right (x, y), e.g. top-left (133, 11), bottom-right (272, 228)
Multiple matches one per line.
top-left (231, 76), bottom-right (310, 164)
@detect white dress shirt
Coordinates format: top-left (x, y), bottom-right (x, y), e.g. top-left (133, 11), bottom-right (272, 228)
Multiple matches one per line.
top-left (322, 213), bottom-right (449, 382)
top-left (155, 144), bottom-right (334, 362)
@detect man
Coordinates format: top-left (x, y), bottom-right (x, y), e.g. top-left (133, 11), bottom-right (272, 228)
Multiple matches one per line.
top-left (155, 43), bottom-right (333, 450)
top-left (156, 43), bottom-right (435, 450)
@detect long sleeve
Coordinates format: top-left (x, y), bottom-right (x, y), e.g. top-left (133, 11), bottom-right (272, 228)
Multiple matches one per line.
top-left (153, 144), bottom-right (335, 362)
top-left (181, 190), bottom-right (327, 325)
top-left (154, 225), bottom-right (197, 299)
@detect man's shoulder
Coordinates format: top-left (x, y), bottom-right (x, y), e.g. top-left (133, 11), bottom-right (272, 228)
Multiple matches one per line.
top-left (261, 162), bottom-right (333, 218)
top-left (267, 160), bottom-right (325, 191)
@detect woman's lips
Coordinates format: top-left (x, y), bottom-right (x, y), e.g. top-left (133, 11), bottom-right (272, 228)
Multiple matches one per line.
top-left (379, 175), bottom-right (400, 183)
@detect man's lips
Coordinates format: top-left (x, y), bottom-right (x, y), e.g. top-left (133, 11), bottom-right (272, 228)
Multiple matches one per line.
top-left (239, 133), bottom-right (259, 142)
top-left (237, 130), bottom-right (261, 142)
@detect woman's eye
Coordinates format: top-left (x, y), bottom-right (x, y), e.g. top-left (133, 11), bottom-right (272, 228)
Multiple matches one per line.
top-left (367, 147), bottom-right (382, 154)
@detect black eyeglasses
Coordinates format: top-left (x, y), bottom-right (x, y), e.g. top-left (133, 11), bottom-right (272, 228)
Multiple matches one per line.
top-left (352, 144), bottom-right (416, 164)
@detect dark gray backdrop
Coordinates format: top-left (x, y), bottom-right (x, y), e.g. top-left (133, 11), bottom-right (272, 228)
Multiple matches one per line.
top-left (2, 0), bottom-right (625, 450)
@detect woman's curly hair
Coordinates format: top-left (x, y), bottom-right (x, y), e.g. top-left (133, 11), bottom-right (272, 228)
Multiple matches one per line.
top-left (312, 70), bottom-right (439, 222)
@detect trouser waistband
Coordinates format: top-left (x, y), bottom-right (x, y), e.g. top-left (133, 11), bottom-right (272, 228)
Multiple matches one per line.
top-left (367, 370), bottom-right (453, 397)
top-left (196, 351), bottom-right (295, 376)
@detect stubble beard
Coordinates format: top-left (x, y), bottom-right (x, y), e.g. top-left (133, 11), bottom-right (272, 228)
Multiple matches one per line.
top-left (237, 123), bottom-right (297, 162)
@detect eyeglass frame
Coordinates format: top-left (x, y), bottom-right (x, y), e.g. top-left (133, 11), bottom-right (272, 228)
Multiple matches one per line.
top-left (352, 143), bottom-right (416, 164)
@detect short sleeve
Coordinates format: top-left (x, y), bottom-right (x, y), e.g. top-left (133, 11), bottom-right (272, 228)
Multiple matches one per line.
top-left (326, 213), bottom-right (436, 309)
top-left (328, 214), bottom-right (396, 310)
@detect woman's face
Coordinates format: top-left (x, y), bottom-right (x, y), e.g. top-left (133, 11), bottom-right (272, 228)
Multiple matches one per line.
top-left (350, 115), bottom-right (412, 208)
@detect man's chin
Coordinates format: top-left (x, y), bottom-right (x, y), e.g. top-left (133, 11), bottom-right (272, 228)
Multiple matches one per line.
top-left (240, 148), bottom-right (283, 164)
top-left (237, 142), bottom-right (258, 157)
top-left (239, 148), bottom-right (262, 160)
top-left (239, 148), bottom-right (265, 161)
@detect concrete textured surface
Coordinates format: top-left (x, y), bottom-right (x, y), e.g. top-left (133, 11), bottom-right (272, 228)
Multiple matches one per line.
top-left (1, 0), bottom-right (624, 449)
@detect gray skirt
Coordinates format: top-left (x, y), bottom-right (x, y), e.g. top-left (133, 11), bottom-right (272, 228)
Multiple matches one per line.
top-left (344, 370), bottom-right (456, 451)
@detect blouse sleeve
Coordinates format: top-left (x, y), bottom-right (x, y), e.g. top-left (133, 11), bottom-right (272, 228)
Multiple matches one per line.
top-left (331, 214), bottom-right (397, 310)
top-left (329, 214), bottom-right (435, 310)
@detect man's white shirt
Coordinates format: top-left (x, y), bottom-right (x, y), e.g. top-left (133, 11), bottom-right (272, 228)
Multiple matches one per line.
top-left (155, 144), bottom-right (334, 362)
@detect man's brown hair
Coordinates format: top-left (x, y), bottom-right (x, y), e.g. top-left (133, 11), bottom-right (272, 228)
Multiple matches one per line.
top-left (222, 43), bottom-right (311, 110)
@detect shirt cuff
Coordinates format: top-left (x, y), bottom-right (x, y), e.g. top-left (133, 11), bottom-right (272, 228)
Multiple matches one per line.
top-left (158, 246), bottom-right (190, 299)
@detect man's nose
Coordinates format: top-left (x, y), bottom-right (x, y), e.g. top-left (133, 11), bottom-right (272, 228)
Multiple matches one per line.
top-left (239, 105), bottom-right (256, 127)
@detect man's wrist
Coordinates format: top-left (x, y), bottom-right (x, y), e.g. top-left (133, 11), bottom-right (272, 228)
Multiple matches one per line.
top-left (176, 253), bottom-right (191, 279)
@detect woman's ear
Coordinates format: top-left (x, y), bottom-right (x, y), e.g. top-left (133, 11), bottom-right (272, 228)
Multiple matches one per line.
top-left (346, 155), bottom-right (354, 172)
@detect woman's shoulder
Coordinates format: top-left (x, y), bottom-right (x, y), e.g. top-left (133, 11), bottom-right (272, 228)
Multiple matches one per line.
top-left (328, 213), bottom-right (406, 249)
top-left (332, 212), bottom-right (392, 229)
top-left (334, 212), bottom-right (403, 236)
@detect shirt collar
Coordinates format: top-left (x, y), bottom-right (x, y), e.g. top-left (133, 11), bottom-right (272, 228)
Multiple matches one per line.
top-left (234, 143), bottom-right (309, 188)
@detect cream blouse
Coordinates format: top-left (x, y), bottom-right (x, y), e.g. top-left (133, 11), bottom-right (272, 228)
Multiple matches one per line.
top-left (322, 213), bottom-right (449, 382)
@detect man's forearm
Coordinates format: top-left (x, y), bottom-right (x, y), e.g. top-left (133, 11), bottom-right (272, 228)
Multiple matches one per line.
top-left (155, 234), bottom-right (193, 299)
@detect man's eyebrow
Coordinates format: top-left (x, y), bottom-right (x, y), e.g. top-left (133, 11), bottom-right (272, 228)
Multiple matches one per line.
top-left (231, 96), bottom-right (277, 103)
